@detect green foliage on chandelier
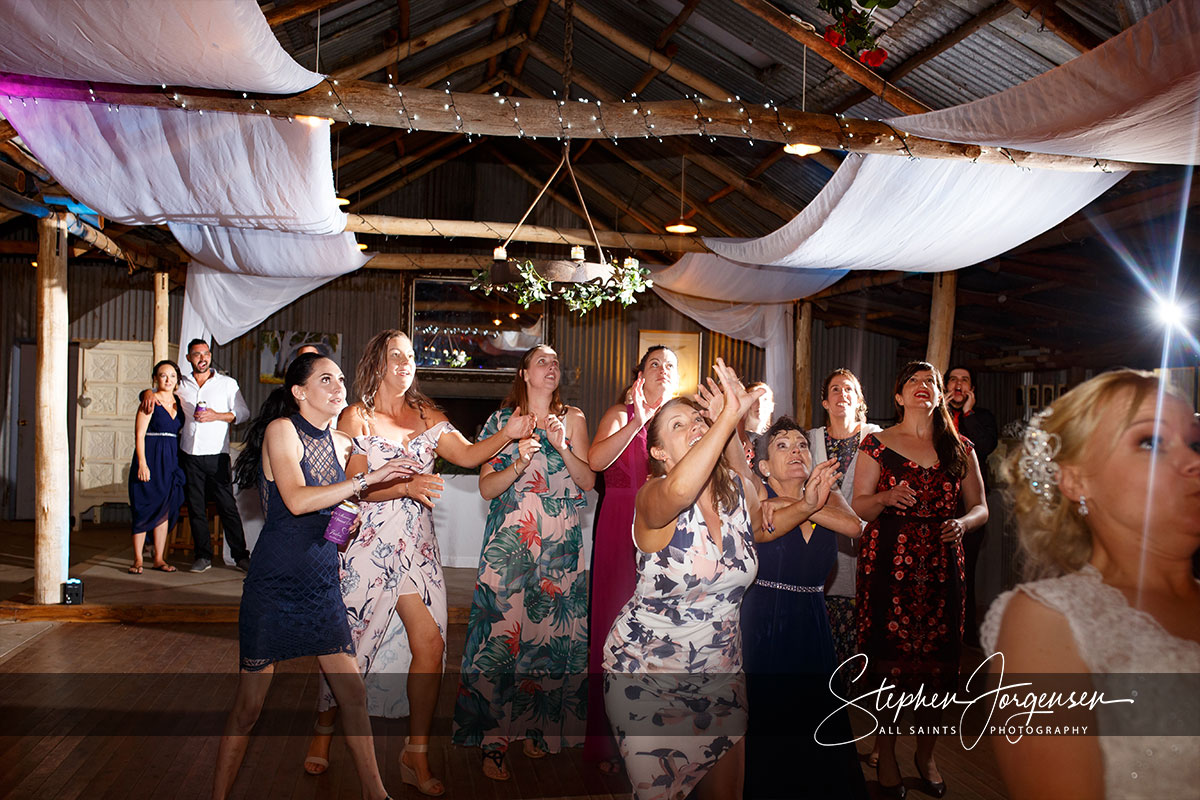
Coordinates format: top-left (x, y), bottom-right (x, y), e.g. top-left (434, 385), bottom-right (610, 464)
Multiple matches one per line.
top-left (471, 258), bottom-right (653, 314)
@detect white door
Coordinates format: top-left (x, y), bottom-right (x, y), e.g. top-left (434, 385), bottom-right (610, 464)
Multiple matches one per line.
top-left (73, 340), bottom-right (155, 529)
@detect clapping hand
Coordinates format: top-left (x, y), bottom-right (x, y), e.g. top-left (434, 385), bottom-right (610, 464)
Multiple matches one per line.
top-left (545, 414), bottom-right (568, 452)
top-left (629, 377), bottom-right (654, 427)
top-left (802, 458), bottom-right (840, 511)
top-left (503, 406), bottom-right (536, 440)
top-left (712, 358), bottom-right (763, 421)
top-left (881, 479), bottom-right (917, 509)
top-left (694, 377), bottom-right (724, 422)
top-left (513, 433), bottom-right (541, 475)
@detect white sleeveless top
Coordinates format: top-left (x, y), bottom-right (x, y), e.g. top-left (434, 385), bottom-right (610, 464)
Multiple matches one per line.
top-left (982, 565), bottom-right (1200, 799)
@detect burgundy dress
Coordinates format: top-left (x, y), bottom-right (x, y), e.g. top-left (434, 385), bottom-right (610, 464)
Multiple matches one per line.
top-left (584, 404), bottom-right (648, 762)
top-left (855, 433), bottom-right (971, 691)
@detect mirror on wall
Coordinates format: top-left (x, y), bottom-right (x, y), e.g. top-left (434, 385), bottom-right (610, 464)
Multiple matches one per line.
top-left (410, 278), bottom-right (545, 374)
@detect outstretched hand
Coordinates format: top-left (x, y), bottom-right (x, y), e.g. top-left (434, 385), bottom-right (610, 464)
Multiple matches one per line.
top-left (712, 358), bottom-right (763, 422)
top-left (694, 377), bottom-right (724, 422)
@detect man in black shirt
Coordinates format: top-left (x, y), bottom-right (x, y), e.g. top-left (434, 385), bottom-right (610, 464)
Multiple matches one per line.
top-left (946, 365), bottom-right (998, 647)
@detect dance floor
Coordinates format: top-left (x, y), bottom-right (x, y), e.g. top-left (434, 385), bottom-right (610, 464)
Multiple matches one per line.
top-left (0, 522), bottom-right (1008, 799)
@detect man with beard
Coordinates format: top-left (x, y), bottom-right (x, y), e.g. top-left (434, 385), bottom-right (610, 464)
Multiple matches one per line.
top-left (945, 365), bottom-right (997, 648)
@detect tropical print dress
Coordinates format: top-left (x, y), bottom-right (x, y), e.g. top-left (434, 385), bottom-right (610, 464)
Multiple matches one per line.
top-left (603, 474), bottom-right (757, 800)
top-left (452, 407), bottom-right (590, 753)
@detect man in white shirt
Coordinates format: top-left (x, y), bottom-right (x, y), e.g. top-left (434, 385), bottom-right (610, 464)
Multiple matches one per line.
top-left (145, 339), bottom-right (251, 573)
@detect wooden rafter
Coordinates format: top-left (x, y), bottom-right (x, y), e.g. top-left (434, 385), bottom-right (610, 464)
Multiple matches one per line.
top-left (486, 6), bottom-right (515, 80)
top-left (332, 0), bottom-right (522, 81)
top-left (340, 133), bottom-right (460, 197)
top-left (1008, 0), bottom-right (1104, 53)
top-left (511, 0), bottom-right (552, 79)
top-left (406, 32), bottom-right (528, 89)
top-left (0, 73), bottom-right (1143, 172)
top-left (729, 0), bottom-right (931, 114)
top-left (628, 0), bottom-right (703, 97)
top-left (264, 0), bottom-right (343, 27)
top-left (347, 138), bottom-right (484, 211)
top-left (344, 213), bottom-right (707, 253)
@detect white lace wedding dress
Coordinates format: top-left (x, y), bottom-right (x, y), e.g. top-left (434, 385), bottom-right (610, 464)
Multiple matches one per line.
top-left (982, 565), bottom-right (1200, 799)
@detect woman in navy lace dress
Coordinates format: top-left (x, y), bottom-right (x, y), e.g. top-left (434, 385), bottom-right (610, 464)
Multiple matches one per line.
top-left (212, 354), bottom-right (409, 800)
top-left (127, 359), bottom-right (185, 573)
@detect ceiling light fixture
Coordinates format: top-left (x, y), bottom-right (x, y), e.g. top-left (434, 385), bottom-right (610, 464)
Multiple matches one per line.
top-left (785, 42), bottom-right (821, 158)
top-left (665, 156), bottom-right (697, 234)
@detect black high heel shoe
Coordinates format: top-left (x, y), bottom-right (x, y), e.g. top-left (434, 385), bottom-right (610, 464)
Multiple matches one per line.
top-left (878, 780), bottom-right (907, 799)
top-left (913, 755), bottom-right (947, 798)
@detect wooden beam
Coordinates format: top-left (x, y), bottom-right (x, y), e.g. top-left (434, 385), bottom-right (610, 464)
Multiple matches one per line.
top-left (340, 133), bottom-right (460, 198)
top-left (345, 213), bottom-right (708, 253)
top-left (0, 119), bottom-right (16, 140)
top-left (629, 0), bottom-right (703, 96)
top-left (397, 0), bottom-right (410, 40)
top-left (34, 213), bottom-right (69, 604)
top-left (926, 272), bottom-right (957, 373)
top-left (511, 0), bottom-right (552, 78)
top-left (0, 139), bottom-right (51, 182)
top-left (406, 32), bottom-right (528, 89)
top-left (153, 272), bottom-right (170, 363)
top-left (808, 270), bottom-right (909, 299)
top-left (0, 73), bottom-right (1145, 172)
top-left (63, 214), bottom-right (160, 271)
top-left (795, 301), bottom-right (812, 426)
top-left (264, 0), bottom-right (343, 27)
top-left (486, 6), bottom-right (514, 79)
top-left (332, 0), bottom-right (522, 81)
top-left (729, 0), bottom-right (931, 114)
top-left (551, 0), bottom-right (734, 100)
top-left (1008, 0), bottom-right (1104, 52)
top-left (363, 252), bottom-right (493, 270)
top-left (832, 0), bottom-right (1012, 112)
top-left (0, 159), bottom-right (26, 192)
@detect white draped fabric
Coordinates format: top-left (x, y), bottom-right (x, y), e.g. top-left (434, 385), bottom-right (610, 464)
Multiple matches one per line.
top-left (3, 100), bottom-right (344, 233)
top-left (171, 225), bottom-right (369, 347)
top-left (702, 154), bottom-right (1126, 271)
top-left (0, 0), bottom-right (321, 93)
top-left (889, 0), bottom-right (1200, 165)
top-left (655, 289), bottom-right (796, 418)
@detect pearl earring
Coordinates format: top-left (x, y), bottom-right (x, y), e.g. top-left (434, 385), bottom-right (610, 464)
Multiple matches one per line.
top-left (1078, 495), bottom-right (1089, 516)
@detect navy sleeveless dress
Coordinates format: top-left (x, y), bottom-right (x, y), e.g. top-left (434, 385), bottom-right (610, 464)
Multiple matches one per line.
top-left (128, 402), bottom-right (185, 536)
top-left (740, 485), bottom-right (866, 799)
top-left (238, 413), bottom-right (354, 672)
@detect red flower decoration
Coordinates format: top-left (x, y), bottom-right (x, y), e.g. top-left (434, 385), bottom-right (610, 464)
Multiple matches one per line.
top-left (861, 47), bottom-right (888, 68)
top-left (824, 25), bottom-right (846, 47)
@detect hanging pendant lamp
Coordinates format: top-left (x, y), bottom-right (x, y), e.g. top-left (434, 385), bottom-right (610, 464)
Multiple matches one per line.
top-left (665, 156), bottom-right (697, 234)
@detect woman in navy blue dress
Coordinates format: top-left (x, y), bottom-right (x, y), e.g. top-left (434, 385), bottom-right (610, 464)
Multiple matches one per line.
top-left (127, 359), bottom-right (185, 573)
top-left (741, 417), bottom-right (868, 799)
top-left (212, 354), bottom-right (410, 800)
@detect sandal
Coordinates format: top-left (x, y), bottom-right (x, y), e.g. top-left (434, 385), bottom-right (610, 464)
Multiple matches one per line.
top-left (304, 722), bottom-right (335, 776)
top-left (128, 564), bottom-right (143, 574)
top-left (866, 751), bottom-right (880, 769)
top-left (481, 746), bottom-right (510, 781)
top-left (522, 738), bottom-right (547, 759)
top-left (400, 737), bottom-right (445, 796)
top-left (151, 563), bottom-right (177, 572)
top-left (598, 758), bottom-right (622, 774)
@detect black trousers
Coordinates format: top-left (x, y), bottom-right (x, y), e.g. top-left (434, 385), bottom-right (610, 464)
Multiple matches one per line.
top-left (180, 452), bottom-right (249, 562)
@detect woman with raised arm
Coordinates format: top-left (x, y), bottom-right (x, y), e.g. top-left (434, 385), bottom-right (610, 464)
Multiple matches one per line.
top-left (214, 353), bottom-right (410, 800)
top-left (127, 359), bottom-right (185, 574)
top-left (605, 359), bottom-right (816, 800)
top-left (305, 330), bottom-right (532, 797)
top-left (852, 361), bottom-right (988, 799)
top-left (452, 345), bottom-right (595, 780)
top-left (583, 344), bottom-right (678, 769)
top-left (984, 371), bottom-right (1200, 800)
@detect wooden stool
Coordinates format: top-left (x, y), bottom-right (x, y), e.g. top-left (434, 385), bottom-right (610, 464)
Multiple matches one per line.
top-left (168, 503), bottom-right (224, 557)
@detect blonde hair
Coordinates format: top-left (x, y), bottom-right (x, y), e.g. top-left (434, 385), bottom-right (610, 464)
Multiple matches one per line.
top-left (1002, 369), bottom-right (1160, 580)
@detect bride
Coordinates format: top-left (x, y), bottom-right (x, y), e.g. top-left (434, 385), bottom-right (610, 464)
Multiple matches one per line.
top-left (983, 369), bottom-right (1200, 799)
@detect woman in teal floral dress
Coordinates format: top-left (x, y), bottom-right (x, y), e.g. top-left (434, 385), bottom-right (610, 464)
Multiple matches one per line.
top-left (453, 345), bottom-right (595, 780)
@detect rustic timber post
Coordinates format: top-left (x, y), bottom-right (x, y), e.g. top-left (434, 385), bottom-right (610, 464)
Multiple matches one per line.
top-left (34, 213), bottom-right (70, 604)
top-left (794, 300), bottom-right (813, 427)
top-left (153, 272), bottom-right (170, 363)
top-left (926, 272), bottom-right (957, 375)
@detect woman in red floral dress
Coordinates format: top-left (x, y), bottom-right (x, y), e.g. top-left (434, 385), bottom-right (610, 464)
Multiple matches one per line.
top-left (852, 361), bottom-right (988, 798)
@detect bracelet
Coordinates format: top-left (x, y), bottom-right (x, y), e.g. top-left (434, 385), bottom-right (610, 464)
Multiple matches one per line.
top-left (352, 472), bottom-right (368, 499)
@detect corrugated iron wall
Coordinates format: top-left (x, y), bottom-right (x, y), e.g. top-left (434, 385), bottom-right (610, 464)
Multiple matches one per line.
top-left (808, 320), bottom-right (902, 427)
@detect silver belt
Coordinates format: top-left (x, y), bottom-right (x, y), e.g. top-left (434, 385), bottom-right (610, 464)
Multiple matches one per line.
top-left (145, 432), bottom-right (177, 437)
top-left (755, 579), bottom-right (823, 593)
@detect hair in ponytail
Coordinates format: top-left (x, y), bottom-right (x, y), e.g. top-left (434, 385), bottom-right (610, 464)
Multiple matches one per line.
top-left (234, 353), bottom-right (322, 489)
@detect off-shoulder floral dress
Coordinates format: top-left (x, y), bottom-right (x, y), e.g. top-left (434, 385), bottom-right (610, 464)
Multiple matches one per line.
top-left (603, 474), bottom-right (757, 800)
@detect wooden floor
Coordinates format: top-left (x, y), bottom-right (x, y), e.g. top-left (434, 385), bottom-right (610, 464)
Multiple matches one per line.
top-left (0, 521), bottom-right (1010, 799)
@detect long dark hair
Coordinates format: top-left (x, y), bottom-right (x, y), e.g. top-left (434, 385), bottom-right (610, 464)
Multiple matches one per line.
top-left (821, 367), bottom-right (868, 425)
top-left (502, 345), bottom-right (566, 415)
top-left (354, 329), bottom-right (439, 418)
top-left (646, 397), bottom-right (739, 513)
top-left (617, 344), bottom-right (676, 405)
top-left (893, 360), bottom-right (968, 479)
top-left (234, 353), bottom-right (323, 489)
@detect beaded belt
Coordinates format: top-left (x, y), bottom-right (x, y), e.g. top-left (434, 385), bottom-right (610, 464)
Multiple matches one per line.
top-left (756, 579), bottom-right (823, 593)
top-left (145, 432), bottom-right (177, 437)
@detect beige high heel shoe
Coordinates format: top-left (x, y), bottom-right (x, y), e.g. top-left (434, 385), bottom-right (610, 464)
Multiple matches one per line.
top-left (303, 722), bottom-right (335, 776)
top-left (400, 737), bottom-right (445, 797)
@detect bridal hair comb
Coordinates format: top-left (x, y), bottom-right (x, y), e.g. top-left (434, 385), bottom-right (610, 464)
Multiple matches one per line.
top-left (1019, 408), bottom-right (1061, 506)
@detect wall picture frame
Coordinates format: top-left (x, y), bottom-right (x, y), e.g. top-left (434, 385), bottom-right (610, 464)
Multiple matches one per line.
top-left (637, 330), bottom-right (702, 397)
top-left (1041, 384), bottom-right (1056, 408)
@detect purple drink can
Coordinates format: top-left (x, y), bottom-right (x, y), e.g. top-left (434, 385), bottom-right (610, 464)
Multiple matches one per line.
top-left (194, 400), bottom-right (208, 420)
top-left (324, 500), bottom-right (360, 545)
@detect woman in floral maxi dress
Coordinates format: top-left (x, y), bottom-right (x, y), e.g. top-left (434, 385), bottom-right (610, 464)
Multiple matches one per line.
top-left (453, 345), bottom-right (595, 780)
